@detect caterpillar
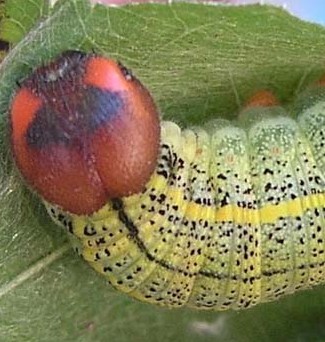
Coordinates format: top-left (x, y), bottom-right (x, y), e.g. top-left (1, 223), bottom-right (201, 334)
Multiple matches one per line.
top-left (10, 50), bottom-right (325, 311)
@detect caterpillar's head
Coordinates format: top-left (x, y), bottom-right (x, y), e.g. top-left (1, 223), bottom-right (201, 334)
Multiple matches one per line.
top-left (10, 51), bottom-right (160, 215)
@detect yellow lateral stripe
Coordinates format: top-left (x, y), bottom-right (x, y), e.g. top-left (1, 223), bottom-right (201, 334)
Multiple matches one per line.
top-left (164, 177), bottom-right (324, 225)
top-left (259, 194), bottom-right (323, 224)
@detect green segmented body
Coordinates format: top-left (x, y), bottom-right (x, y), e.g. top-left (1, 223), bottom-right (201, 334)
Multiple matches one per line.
top-left (47, 92), bottom-right (325, 311)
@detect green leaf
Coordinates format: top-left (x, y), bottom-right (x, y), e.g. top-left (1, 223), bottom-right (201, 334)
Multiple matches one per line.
top-left (1, 0), bottom-right (325, 341)
top-left (0, 0), bottom-right (49, 43)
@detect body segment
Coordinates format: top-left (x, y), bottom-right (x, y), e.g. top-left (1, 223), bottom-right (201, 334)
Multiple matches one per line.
top-left (47, 94), bottom-right (324, 310)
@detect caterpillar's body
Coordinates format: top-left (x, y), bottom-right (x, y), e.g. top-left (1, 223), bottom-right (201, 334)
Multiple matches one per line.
top-left (10, 51), bottom-right (325, 311)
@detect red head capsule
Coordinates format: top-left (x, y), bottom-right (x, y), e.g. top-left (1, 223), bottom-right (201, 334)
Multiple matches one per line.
top-left (10, 51), bottom-right (160, 214)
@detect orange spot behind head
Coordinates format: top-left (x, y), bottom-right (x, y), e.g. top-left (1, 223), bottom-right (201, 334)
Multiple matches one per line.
top-left (244, 90), bottom-right (279, 109)
top-left (315, 74), bottom-right (325, 87)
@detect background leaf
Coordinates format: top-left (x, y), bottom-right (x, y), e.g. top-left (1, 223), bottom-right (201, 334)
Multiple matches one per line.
top-left (0, 0), bottom-right (325, 341)
top-left (0, 0), bottom-right (49, 44)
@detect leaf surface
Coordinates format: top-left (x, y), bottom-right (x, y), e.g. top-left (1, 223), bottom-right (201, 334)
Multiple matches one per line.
top-left (0, 1), bottom-right (325, 341)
